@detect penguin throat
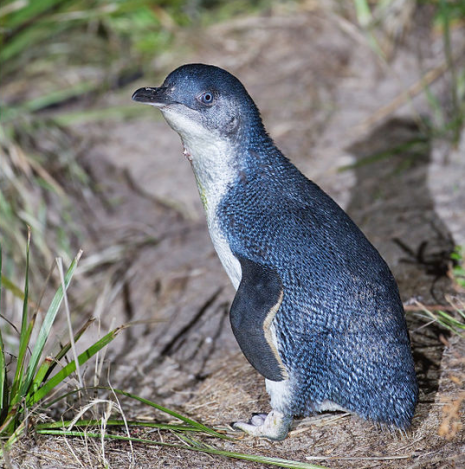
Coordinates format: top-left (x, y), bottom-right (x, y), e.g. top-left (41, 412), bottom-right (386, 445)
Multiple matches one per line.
top-left (182, 136), bottom-right (239, 229)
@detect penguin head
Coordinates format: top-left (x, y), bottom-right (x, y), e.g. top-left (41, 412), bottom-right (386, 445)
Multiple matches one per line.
top-left (132, 64), bottom-right (263, 150)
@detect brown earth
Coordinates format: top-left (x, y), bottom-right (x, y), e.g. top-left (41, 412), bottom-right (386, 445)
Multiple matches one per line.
top-left (9, 2), bottom-right (465, 468)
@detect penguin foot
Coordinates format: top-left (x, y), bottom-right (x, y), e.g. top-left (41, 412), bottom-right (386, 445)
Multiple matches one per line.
top-left (233, 410), bottom-right (292, 441)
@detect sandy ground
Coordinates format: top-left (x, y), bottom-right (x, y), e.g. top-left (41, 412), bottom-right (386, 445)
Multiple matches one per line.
top-left (9, 2), bottom-right (465, 468)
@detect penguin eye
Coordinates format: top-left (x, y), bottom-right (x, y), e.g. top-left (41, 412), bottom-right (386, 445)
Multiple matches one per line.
top-left (198, 91), bottom-right (214, 105)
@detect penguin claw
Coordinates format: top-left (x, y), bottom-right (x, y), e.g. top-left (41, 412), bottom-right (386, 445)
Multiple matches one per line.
top-left (233, 410), bottom-right (292, 441)
top-left (250, 413), bottom-right (268, 426)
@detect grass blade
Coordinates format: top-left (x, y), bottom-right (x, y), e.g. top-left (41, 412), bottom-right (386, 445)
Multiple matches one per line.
top-left (31, 357), bottom-right (53, 394)
top-left (47, 318), bottom-right (95, 378)
top-left (36, 430), bottom-right (328, 469)
top-left (338, 137), bottom-right (429, 172)
top-left (51, 105), bottom-right (155, 126)
top-left (0, 275), bottom-right (28, 302)
top-left (0, 243), bottom-right (5, 411)
top-left (56, 257), bottom-right (83, 388)
top-left (109, 388), bottom-right (228, 439)
top-left (11, 229), bottom-right (31, 399)
top-left (36, 419), bottom-right (208, 432)
top-left (0, 81), bottom-right (101, 124)
top-left (3, 0), bottom-right (67, 30)
top-left (20, 250), bottom-right (82, 399)
top-left (38, 385), bottom-right (229, 439)
top-left (28, 326), bottom-right (125, 405)
top-left (414, 301), bottom-right (465, 337)
top-left (354, 0), bottom-right (372, 27)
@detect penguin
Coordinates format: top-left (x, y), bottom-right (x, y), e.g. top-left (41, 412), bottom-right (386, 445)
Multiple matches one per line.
top-left (132, 64), bottom-right (418, 441)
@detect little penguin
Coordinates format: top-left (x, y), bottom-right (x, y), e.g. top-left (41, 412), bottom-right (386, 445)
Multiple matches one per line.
top-left (132, 63), bottom-right (418, 441)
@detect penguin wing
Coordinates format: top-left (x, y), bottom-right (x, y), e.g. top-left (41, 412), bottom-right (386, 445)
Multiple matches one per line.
top-left (230, 255), bottom-right (287, 381)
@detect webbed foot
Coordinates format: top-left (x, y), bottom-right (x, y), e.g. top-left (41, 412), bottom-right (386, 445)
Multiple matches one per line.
top-left (233, 410), bottom-right (292, 441)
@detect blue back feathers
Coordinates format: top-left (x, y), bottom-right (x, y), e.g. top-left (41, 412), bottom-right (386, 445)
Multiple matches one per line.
top-left (218, 120), bottom-right (418, 428)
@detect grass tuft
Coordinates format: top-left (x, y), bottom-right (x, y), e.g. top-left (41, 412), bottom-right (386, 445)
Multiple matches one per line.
top-left (0, 241), bottom-right (122, 454)
top-left (413, 298), bottom-right (465, 338)
top-left (450, 246), bottom-right (465, 290)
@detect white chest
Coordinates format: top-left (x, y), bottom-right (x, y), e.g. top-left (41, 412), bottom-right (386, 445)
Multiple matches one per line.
top-left (207, 214), bottom-right (242, 290)
top-left (193, 156), bottom-right (242, 290)
top-left (161, 106), bottom-right (243, 288)
top-left (185, 138), bottom-right (242, 289)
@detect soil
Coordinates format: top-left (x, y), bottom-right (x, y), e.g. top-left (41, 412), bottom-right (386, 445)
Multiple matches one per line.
top-left (8, 2), bottom-right (465, 468)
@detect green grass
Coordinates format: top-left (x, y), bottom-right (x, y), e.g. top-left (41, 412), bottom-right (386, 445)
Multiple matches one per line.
top-left (0, 0), bottom-right (180, 281)
top-left (337, 135), bottom-right (430, 172)
top-left (415, 302), bottom-right (465, 337)
top-left (450, 246), bottom-right (465, 290)
top-left (0, 238), bottom-right (120, 449)
top-left (412, 244), bottom-right (465, 336)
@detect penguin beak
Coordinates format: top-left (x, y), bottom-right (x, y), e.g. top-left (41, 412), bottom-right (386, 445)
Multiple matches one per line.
top-left (132, 87), bottom-right (176, 108)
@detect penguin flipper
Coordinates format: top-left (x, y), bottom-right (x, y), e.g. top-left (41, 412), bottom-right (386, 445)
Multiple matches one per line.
top-left (230, 255), bottom-right (287, 382)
